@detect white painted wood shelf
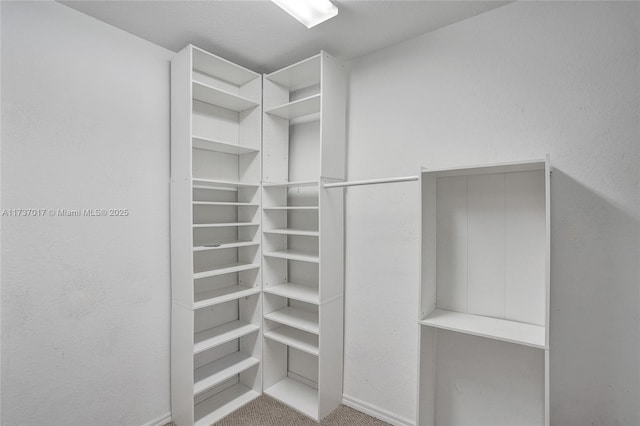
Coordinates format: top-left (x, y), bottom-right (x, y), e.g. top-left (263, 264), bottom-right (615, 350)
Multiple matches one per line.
top-left (264, 228), bottom-right (319, 237)
top-left (193, 262), bottom-right (260, 280)
top-left (193, 241), bottom-right (259, 252)
top-left (264, 307), bottom-right (319, 335)
top-left (263, 206), bottom-right (319, 211)
top-left (262, 181), bottom-right (318, 187)
top-left (192, 178), bottom-right (260, 190)
top-left (194, 352), bottom-right (260, 395)
top-left (192, 80), bottom-right (258, 112)
top-left (194, 320), bottom-right (260, 355)
top-left (264, 282), bottom-right (319, 305)
top-left (265, 94), bottom-right (321, 120)
top-left (193, 201), bottom-right (258, 207)
top-left (192, 135), bottom-right (259, 155)
top-left (264, 326), bottom-right (319, 356)
top-left (264, 377), bottom-right (319, 420)
top-left (194, 285), bottom-right (260, 309)
top-left (420, 309), bottom-right (546, 349)
top-left (194, 384), bottom-right (260, 426)
top-left (193, 222), bottom-right (259, 229)
top-left (263, 249), bottom-right (319, 263)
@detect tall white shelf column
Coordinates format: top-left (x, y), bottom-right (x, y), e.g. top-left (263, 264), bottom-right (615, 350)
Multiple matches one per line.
top-left (417, 157), bottom-right (551, 426)
top-left (261, 51), bottom-right (347, 421)
top-left (171, 45), bottom-right (263, 426)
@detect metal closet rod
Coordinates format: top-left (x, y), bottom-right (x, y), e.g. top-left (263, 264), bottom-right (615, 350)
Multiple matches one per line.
top-left (323, 175), bottom-right (419, 188)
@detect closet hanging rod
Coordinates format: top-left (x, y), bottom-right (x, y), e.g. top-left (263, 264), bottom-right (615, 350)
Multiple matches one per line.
top-left (324, 175), bottom-right (419, 188)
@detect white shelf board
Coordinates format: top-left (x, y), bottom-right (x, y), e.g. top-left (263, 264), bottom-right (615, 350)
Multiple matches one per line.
top-left (264, 282), bottom-right (319, 305)
top-left (194, 320), bottom-right (260, 355)
top-left (263, 206), bottom-right (319, 211)
top-left (194, 352), bottom-right (260, 395)
top-left (264, 249), bottom-right (319, 263)
top-left (192, 178), bottom-right (259, 190)
top-left (193, 201), bottom-right (258, 207)
top-left (262, 180), bottom-right (319, 188)
top-left (192, 135), bottom-right (259, 155)
top-left (192, 81), bottom-right (258, 112)
top-left (264, 228), bottom-right (319, 237)
top-left (193, 241), bottom-right (259, 252)
top-left (194, 285), bottom-right (260, 309)
top-left (420, 309), bottom-right (547, 349)
top-left (193, 222), bottom-right (259, 229)
top-left (265, 94), bottom-right (321, 120)
top-left (264, 326), bottom-right (319, 356)
top-left (192, 46), bottom-right (259, 86)
top-left (193, 263), bottom-right (260, 280)
top-left (264, 377), bottom-right (318, 420)
top-left (194, 383), bottom-right (260, 426)
top-left (265, 53), bottom-right (321, 91)
top-left (264, 307), bottom-right (319, 335)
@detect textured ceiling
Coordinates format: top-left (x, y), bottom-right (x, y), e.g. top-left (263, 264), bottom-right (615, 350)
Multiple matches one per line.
top-left (60, 0), bottom-right (509, 73)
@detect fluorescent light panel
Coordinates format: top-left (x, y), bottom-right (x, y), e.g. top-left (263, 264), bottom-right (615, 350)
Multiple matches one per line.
top-left (272, 0), bottom-right (338, 29)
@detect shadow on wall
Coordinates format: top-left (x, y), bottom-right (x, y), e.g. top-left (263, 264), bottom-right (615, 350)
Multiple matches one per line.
top-left (549, 169), bottom-right (639, 424)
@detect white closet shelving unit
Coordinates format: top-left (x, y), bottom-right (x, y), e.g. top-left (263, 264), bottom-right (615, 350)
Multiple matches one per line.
top-left (261, 52), bottom-right (346, 421)
top-left (417, 157), bottom-right (551, 426)
top-left (171, 45), bottom-right (263, 426)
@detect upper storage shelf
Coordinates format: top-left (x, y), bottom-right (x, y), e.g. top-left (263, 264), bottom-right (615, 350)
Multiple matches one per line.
top-left (192, 81), bottom-right (259, 112)
top-left (265, 94), bottom-right (320, 120)
top-left (265, 54), bottom-right (321, 92)
top-left (191, 45), bottom-right (261, 112)
top-left (192, 46), bottom-right (258, 87)
top-left (420, 158), bottom-right (550, 349)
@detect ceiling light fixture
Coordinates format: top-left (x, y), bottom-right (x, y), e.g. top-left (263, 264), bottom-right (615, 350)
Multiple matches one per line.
top-left (271, 0), bottom-right (338, 29)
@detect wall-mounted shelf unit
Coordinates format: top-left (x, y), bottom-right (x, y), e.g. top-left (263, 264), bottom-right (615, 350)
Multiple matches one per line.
top-left (417, 157), bottom-right (550, 426)
top-left (171, 44), bottom-right (263, 426)
top-left (262, 51), bottom-right (346, 422)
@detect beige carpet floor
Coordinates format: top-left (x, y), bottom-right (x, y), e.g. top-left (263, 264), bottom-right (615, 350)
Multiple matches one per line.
top-left (165, 395), bottom-right (390, 425)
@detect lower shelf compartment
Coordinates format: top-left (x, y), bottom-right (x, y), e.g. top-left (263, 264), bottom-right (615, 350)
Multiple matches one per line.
top-left (264, 326), bottom-right (319, 356)
top-left (194, 383), bottom-right (260, 426)
top-left (420, 309), bottom-right (546, 349)
top-left (194, 352), bottom-right (260, 395)
top-left (194, 320), bottom-right (260, 355)
top-left (194, 285), bottom-right (260, 309)
top-left (264, 377), bottom-right (318, 420)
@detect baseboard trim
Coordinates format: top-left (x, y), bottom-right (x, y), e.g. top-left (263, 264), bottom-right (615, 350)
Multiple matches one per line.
top-left (142, 412), bottom-right (171, 426)
top-left (342, 394), bottom-right (414, 426)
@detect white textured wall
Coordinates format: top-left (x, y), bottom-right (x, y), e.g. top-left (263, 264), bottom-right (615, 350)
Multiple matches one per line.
top-left (1, 2), bottom-right (173, 425)
top-left (343, 2), bottom-right (639, 425)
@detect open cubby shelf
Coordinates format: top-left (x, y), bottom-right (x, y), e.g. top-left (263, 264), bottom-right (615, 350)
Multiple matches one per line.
top-left (194, 384), bottom-right (260, 426)
top-left (193, 320), bottom-right (260, 355)
top-left (264, 307), bottom-right (319, 335)
top-left (193, 241), bottom-right (259, 252)
top-left (193, 285), bottom-right (260, 309)
top-left (263, 249), bottom-right (319, 263)
top-left (194, 352), bottom-right (260, 395)
top-left (192, 135), bottom-right (259, 155)
top-left (264, 282), bottom-right (319, 305)
top-left (418, 158), bottom-right (550, 426)
top-left (264, 326), bottom-right (319, 356)
top-left (192, 81), bottom-right (258, 112)
top-left (263, 228), bottom-right (319, 237)
top-left (264, 377), bottom-right (319, 420)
